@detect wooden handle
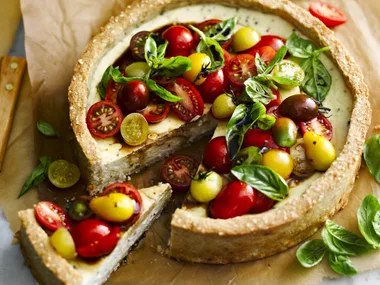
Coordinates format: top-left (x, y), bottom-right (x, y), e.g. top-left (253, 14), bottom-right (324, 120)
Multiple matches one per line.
top-left (0, 56), bottom-right (26, 171)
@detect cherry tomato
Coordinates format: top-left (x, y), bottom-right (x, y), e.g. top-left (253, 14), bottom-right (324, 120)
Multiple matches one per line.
top-left (70, 219), bottom-right (120, 258)
top-left (50, 228), bottom-right (77, 260)
top-left (248, 46), bottom-right (276, 64)
top-left (117, 80), bottom-right (150, 113)
top-left (120, 113), bottom-right (149, 146)
top-left (250, 190), bottom-right (275, 214)
top-left (272, 117), bottom-right (298, 148)
top-left (35, 201), bottom-right (72, 231)
top-left (222, 48), bottom-right (231, 62)
top-left (86, 101), bottom-right (123, 139)
top-left (278, 94), bottom-right (319, 122)
top-left (48, 160), bottom-right (81, 189)
top-left (246, 35), bottom-right (285, 53)
top-left (105, 79), bottom-right (121, 104)
top-left (151, 74), bottom-right (175, 86)
top-left (211, 93), bottom-right (236, 119)
top-left (232, 27), bottom-right (261, 52)
top-left (193, 19), bottom-right (233, 50)
top-left (303, 131), bottom-right (336, 171)
top-left (167, 78), bottom-right (204, 122)
top-left (300, 113), bottom-right (333, 141)
top-left (68, 199), bottom-right (93, 221)
top-left (261, 149), bottom-right (294, 179)
top-left (138, 101), bottom-right (170, 123)
top-left (162, 25), bottom-right (194, 56)
top-left (203, 136), bottom-right (232, 174)
top-left (125, 62), bottom-right (150, 78)
top-left (183, 53), bottom-right (211, 85)
top-left (309, 2), bottom-right (347, 28)
top-left (190, 171), bottom-right (223, 203)
top-left (197, 69), bottom-right (229, 103)
top-left (265, 89), bottom-right (281, 109)
top-left (162, 155), bottom-right (198, 191)
top-left (130, 31), bottom-right (150, 61)
top-left (243, 128), bottom-right (285, 151)
top-left (226, 54), bottom-right (257, 87)
top-left (210, 181), bottom-right (255, 219)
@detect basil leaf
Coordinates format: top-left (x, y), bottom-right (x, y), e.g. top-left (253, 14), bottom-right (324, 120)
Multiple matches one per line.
top-left (144, 34), bottom-right (158, 66)
top-left (271, 76), bottom-right (300, 87)
top-left (226, 103), bottom-right (266, 160)
top-left (109, 67), bottom-right (141, 84)
top-left (97, 66), bottom-right (113, 99)
top-left (18, 156), bottom-right (52, 198)
top-left (256, 114), bottom-right (276, 131)
top-left (205, 16), bottom-right (237, 42)
top-left (255, 54), bottom-right (267, 75)
top-left (296, 240), bottom-right (328, 268)
top-left (37, 120), bottom-right (60, 137)
top-left (239, 78), bottom-right (274, 105)
top-left (145, 79), bottom-right (182, 102)
top-left (322, 220), bottom-right (373, 256)
top-left (357, 194), bottom-right (380, 247)
top-left (328, 252), bottom-right (357, 276)
top-left (232, 165), bottom-right (288, 201)
top-left (158, 56), bottom-right (192, 77)
top-left (264, 45), bottom-right (288, 74)
top-left (235, 146), bottom-right (262, 166)
top-left (364, 135), bottom-right (380, 183)
top-left (286, 33), bottom-right (318, 59)
top-left (300, 55), bottom-right (332, 104)
top-left (157, 41), bottom-right (168, 60)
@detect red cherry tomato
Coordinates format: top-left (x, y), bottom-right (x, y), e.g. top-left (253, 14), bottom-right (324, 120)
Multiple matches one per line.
top-left (300, 113), bottom-right (333, 141)
top-left (197, 69), bottom-right (229, 103)
top-left (243, 128), bottom-right (285, 151)
top-left (226, 54), bottom-right (257, 87)
top-left (71, 219), bottom-right (120, 258)
top-left (105, 79), bottom-right (121, 104)
top-left (309, 2), bottom-right (347, 28)
top-left (203, 136), bottom-right (232, 174)
top-left (193, 19), bottom-right (233, 50)
top-left (34, 201), bottom-right (72, 231)
top-left (86, 101), bottom-right (123, 139)
top-left (266, 105), bottom-right (282, 119)
top-left (246, 35), bottom-right (285, 53)
top-left (248, 46), bottom-right (276, 64)
top-left (162, 25), bottom-right (194, 56)
top-left (138, 102), bottom-right (170, 123)
top-left (210, 181), bottom-right (255, 219)
top-left (265, 89), bottom-right (281, 109)
top-left (167, 78), bottom-right (204, 122)
top-left (222, 49), bottom-right (231, 62)
top-left (117, 80), bottom-right (150, 113)
top-left (250, 190), bottom-right (275, 214)
top-left (162, 155), bottom-right (198, 191)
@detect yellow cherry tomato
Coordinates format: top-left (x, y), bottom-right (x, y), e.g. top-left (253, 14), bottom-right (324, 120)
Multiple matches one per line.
top-left (90, 193), bottom-right (134, 223)
top-left (232, 27), bottom-right (261, 52)
top-left (303, 131), bottom-right (336, 171)
top-left (190, 171), bottom-right (223, 203)
top-left (183, 53), bottom-right (211, 85)
top-left (50, 228), bottom-right (77, 260)
top-left (211, 93), bottom-right (237, 119)
top-left (261, 149), bottom-right (294, 179)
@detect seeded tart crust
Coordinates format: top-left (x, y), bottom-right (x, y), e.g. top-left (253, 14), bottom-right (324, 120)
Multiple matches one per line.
top-left (18, 184), bottom-right (172, 285)
top-left (67, 0), bottom-right (371, 265)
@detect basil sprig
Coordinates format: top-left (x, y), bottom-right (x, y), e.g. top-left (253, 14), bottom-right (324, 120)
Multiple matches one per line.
top-left (328, 252), bottom-right (358, 276)
top-left (37, 120), bottom-right (60, 137)
top-left (357, 194), bottom-right (380, 247)
top-left (296, 240), bottom-right (327, 268)
top-left (18, 156), bottom-right (52, 198)
top-left (204, 16), bottom-right (237, 42)
top-left (363, 135), bottom-right (380, 184)
top-left (286, 33), bottom-right (332, 104)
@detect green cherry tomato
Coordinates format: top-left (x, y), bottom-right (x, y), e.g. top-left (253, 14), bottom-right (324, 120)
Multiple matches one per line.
top-left (124, 62), bottom-right (150, 78)
top-left (261, 149), bottom-right (294, 179)
top-left (232, 27), bottom-right (261, 52)
top-left (48, 160), bottom-right (81, 189)
top-left (235, 146), bottom-right (262, 166)
top-left (121, 113), bottom-right (149, 146)
top-left (190, 171), bottom-right (223, 203)
top-left (272, 60), bottom-right (305, 90)
top-left (50, 228), bottom-right (77, 260)
top-left (211, 93), bottom-right (236, 119)
top-left (303, 131), bottom-right (336, 171)
top-left (90, 193), bottom-right (134, 223)
top-left (68, 199), bottom-right (93, 221)
top-left (272, 117), bottom-right (298, 148)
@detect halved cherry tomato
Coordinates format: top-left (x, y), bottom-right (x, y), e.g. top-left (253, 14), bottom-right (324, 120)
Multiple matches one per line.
top-left (162, 25), bottom-right (194, 57)
top-left (162, 155), bottom-right (198, 191)
top-left (167, 78), bottom-right (204, 122)
top-left (300, 113), bottom-right (333, 141)
top-left (243, 128), bottom-right (286, 151)
top-left (265, 89), bottom-right (281, 109)
top-left (248, 46), bottom-right (276, 64)
top-left (138, 101), bottom-right (170, 123)
top-left (105, 79), bottom-right (121, 104)
top-left (222, 49), bottom-right (231, 62)
top-left (210, 181), bottom-right (255, 219)
top-left (193, 19), bottom-right (233, 50)
top-left (226, 54), bottom-right (257, 87)
top-left (266, 105), bottom-right (282, 119)
top-left (130, 31), bottom-right (150, 61)
top-left (250, 190), bottom-right (275, 214)
top-left (197, 69), bottom-right (229, 103)
top-left (35, 201), bottom-right (72, 231)
top-left (86, 101), bottom-right (123, 139)
top-left (246, 35), bottom-right (285, 53)
top-left (309, 2), bottom-right (347, 28)
top-left (70, 219), bottom-right (120, 258)
top-left (117, 80), bottom-right (150, 113)
top-left (203, 136), bottom-right (232, 174)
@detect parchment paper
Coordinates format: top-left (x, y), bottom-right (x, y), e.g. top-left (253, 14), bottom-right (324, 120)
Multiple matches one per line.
top-left (1, 0), bottom-right (380, 284)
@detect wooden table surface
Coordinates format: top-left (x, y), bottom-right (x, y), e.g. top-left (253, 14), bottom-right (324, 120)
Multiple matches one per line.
top-left (0, 1), bottom-right (21, 57)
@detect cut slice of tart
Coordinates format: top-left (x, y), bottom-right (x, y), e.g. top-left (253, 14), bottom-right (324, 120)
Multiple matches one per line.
top-left (18, 184), bottom-right (171, 285)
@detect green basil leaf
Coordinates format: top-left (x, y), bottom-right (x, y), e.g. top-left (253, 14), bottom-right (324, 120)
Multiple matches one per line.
top-left (158, 56), bottom-right (192, 77)
top-left (328, 252), bottom-right (357, 276)
top-left (157, 41), bottom-right (168, 60)
top-left (109, 66), bottom-right (141, 84)
top-left (226, 103), bottom-right (266, 160)
top-left (144, 34), bottom-right (158, 66)
top-left (231, 165), bottom-right (288, 201)
top-left (364, 135), bottom-right (380, 183)
top-left (255, 54), bottom-right (267, 75)
top-left (235, 146), bottom-right (262, 166)
top-left (239, 78), bottom-right (274, 105)
top-left (145, 79), bottom-right (182, 102)
top-left (286, 33), bottom-right (318, 59)
top-left (373, 211), bottom-right (380, 237)
top-left (271, 75), bottom-right (300, 87)
top-left (97, 65), bottom-right (113, 99)
top-left (322, 220), bottom-right (372, 256)
top-left (357, 194), bottom-right (380, 247)
top-left (18, 156), bottom-right (52, 198)
top-left (205, 16), bottom-right (237, 42)
top-left (296, 239), bottom-right (328, 268)
top-left (256, 114), bottom-right (276, 131)
top-left (300, 55), bottom-right (332, 104)
top-left (37, 120), bottom-right (60, 137)
top-left (264, 45), bottom-right (288, 74)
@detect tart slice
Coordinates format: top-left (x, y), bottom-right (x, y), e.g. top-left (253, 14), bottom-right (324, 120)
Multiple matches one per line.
top-left (18, 184), bottom-right (171, 285)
